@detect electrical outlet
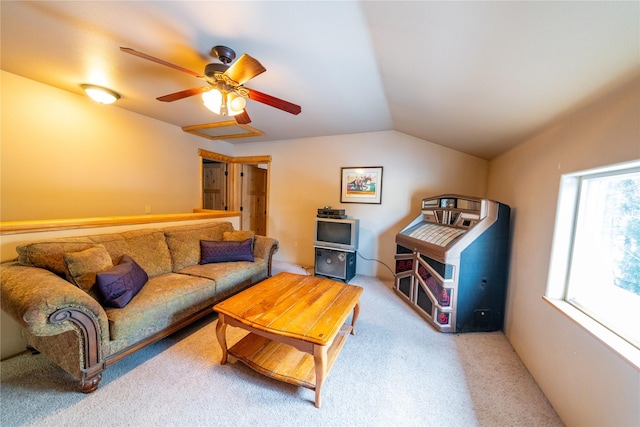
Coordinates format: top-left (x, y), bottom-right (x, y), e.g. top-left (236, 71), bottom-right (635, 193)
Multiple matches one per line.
top-left (145, 205), bottom-right (151, 214)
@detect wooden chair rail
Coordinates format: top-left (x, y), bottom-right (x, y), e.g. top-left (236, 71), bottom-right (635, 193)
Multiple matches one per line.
top-left (0, 211), bottom-right (240, 235)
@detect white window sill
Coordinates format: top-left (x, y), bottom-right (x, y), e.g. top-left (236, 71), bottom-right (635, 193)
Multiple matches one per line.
top-left (543, 296), bottom-right (640, 371)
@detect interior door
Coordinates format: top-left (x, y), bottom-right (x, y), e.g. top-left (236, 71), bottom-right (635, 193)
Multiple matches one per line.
top-left (202, 162), bottom-right (226, 210)
top-left (241, 164), bottom-right (267, 235)
top-left (199, 150), bottom-right (270, 235)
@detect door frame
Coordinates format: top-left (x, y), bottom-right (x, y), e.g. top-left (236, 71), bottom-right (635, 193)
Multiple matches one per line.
top-left (198, 149), bottom-right (271, 233)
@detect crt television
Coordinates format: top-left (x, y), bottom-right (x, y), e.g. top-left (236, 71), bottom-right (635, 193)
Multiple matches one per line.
top-left (314, 218), bottom-right (359, 252)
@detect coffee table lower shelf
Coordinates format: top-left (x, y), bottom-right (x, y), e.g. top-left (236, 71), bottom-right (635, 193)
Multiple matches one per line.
top-left (228, 325), bottom-right (353, 391)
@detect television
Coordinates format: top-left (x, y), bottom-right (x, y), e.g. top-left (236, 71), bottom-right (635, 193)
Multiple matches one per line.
top-left (314, 218), bottom-right (359, 252)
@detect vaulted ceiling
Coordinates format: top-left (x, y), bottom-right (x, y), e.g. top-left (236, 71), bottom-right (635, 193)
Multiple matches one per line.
top-left (2, 1), bottom-right (638, 159)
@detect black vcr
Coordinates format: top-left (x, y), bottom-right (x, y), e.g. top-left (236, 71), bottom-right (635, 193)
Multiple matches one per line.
top-left (317, 208), bottom-right (346, 219)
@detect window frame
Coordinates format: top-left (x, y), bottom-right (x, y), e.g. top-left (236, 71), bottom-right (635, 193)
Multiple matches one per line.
top-left (545, 159), bottom-right (640, 370)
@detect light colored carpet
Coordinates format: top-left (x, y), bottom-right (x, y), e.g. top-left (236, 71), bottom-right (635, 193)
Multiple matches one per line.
top-left (1, 263), bottom-right (563, 426)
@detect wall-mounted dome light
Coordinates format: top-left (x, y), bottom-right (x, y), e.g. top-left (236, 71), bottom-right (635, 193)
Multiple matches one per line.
top-left (81, 84), bottom-right (120, 104)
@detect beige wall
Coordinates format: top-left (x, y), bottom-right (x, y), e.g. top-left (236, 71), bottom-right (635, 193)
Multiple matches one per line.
top-left (487, 76), bottom-right (640, 427)
top-left (1, 71), bottom-right (233, 221)
top-left (233, 131), bottom-right (488, 279)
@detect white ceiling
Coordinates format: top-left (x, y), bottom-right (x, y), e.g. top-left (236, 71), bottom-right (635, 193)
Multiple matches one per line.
top-left (2, 1), bottom-right (638, 159)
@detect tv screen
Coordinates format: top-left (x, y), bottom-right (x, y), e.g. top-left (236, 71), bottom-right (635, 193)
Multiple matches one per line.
top-left (314, 218), bottom-right (359, 251)
top-left (317, 221), bottom-right (351, 245)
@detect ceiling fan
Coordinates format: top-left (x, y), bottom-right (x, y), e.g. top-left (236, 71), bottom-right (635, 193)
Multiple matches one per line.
top-left (120, 45), bottom-right (301, 125)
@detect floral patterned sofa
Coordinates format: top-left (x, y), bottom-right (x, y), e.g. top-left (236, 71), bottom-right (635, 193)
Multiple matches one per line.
top-left (0, 221), bottom-right (278, 392)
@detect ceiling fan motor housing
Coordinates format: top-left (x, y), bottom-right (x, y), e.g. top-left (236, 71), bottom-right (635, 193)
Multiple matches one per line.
top-left (210, 45), bottom-right (236, 64)
top-left (205, 63), bottom-right (229, 79)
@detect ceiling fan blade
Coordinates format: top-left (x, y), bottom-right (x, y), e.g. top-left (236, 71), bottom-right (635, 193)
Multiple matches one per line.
top-left (224, 54), bottom-right (266, 85)
top-left (120, 47), bottom-right (204, 78)
top-left (157, 87), bottom-right (210, 102)
top-left (246, 88), bottom-right (301, 115)
top-left (235, 110), bottom-right (251, 124)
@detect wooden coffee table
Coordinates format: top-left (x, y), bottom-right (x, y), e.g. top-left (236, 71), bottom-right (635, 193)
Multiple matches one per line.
top-left (213, 272), bottom-right (363, 408)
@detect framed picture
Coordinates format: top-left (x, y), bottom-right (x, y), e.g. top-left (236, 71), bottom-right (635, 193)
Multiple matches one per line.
top-left (340, 166), bottom-right (383, 204)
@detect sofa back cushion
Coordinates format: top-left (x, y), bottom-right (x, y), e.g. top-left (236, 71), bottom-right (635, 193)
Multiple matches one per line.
top-left (164, 221), bottom-right (234, 271)
top-left (17, 238), bottom-right (96, 277)
top-left (223, 230), bottom-right (255, 244)
top-left (87, 229), bottom-right (172, 278)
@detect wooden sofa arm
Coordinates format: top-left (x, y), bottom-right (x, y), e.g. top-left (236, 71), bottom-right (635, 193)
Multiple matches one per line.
top-left (1, 262), bottom-right (108, 339)
top-left (1, 262), bottom-right (110, 392)
top-left (253, 236), bottom-right (279, 276)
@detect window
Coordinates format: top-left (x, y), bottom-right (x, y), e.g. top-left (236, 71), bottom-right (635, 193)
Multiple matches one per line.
top-left (547, 160), bottom-right (640, 363)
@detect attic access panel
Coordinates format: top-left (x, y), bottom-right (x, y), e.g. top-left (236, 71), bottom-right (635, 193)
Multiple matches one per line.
top-left (182, 121), bottom-right (265, 140)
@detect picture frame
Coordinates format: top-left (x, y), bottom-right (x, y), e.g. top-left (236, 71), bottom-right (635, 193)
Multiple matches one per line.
top-left (340, 166), bottom-right (383, 204)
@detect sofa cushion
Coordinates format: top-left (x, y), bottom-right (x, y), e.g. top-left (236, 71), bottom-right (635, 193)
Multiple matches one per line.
top-left (63, 245), bottom-right (113, 293)
top-left (178, 259), bottom-right (268, 297)
top-left (104, 272), bottom-right (217, 341)
top-left (223, 230), bottom-right (255, 243)
top-left (16, 239), bottom-right (96, 277)
top-left (88, 229), bottom-right (172, 278)
top-left (164, 221), bottom-right (234, 271)
top-left (223, 230), bottom-right (256, 252)
top-left (96, 255), bottom-right (148, 308)
top-left (119, 230), bottom-right (173, 277)
top-left (200, 239), bottom-right (254, 264)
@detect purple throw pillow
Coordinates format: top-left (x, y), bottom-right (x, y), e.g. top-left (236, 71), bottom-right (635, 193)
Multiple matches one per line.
top-left (200, 239), bottom-right (254, 264)
top-left (96, 255), bottom-right (148, 308)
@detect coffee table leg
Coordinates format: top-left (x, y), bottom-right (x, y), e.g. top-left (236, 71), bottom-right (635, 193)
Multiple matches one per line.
top-left (351, 301), bottom-right (361, 335)
top-left (313, 344), bottom-right (328, 408)
top-left (216, 314), bottom-right (228, 365)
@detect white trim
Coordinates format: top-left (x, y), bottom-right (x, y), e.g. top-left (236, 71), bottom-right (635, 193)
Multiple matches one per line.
top-left (545, 159), bottom-right (640, 371)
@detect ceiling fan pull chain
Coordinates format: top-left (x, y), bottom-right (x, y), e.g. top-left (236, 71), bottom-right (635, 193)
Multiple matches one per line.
top-left (220, 91), bottom-right (229, 116)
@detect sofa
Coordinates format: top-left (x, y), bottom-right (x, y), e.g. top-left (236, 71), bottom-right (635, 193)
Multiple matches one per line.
top-left (0, 221), bottom-right (278, 393)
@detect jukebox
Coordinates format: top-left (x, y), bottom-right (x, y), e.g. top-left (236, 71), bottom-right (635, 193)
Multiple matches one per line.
top-left (395, 194), bottom-right (510, 333)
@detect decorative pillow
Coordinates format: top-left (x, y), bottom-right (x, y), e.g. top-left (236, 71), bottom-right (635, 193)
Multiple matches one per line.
top-left (96, 255), bottom-right (148, 308)
top-left (164, 222), bottom-right (234, 271)
top-left (64, 245), bottom-right (113, 293)
top-left (200, 239), bottom-right (254, 264)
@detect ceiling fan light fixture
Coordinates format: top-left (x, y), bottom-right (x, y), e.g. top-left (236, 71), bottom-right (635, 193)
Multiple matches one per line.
top-left (202, 89), bottom-right (245, 116)
top-left (81, 84), bottom-right (120, 104)
top-left (229, 94), bottom-right (247, 113)
top-left (202, 89), bottom-right (223, 114)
